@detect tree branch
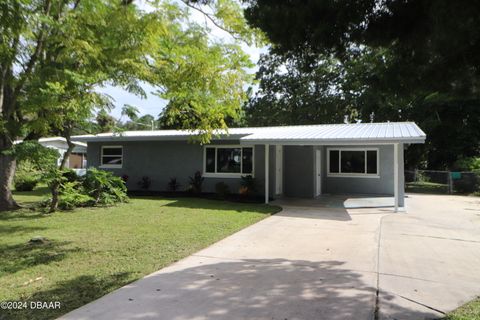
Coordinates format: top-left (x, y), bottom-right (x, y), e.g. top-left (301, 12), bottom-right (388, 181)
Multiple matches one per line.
top-left (12, 0), bottom-right (52, 101)
top-left (179, 0), bottom-right (242, 40)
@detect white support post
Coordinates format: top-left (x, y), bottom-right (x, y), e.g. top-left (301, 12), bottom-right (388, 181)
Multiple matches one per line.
top-left (265, 144), bottom-right (269, 204)
top-left (394, 143), bottom-right (399, 212)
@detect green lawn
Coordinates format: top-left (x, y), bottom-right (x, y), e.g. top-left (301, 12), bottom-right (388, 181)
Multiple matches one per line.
top-left (405, 181), bottom-right (449, 194)
top-left (1, 189), bottom-right (280, 320)
top-left (444, 298), bottom-right (480, 320)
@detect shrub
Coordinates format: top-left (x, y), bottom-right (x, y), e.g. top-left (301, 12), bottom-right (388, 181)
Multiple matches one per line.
top-left (62, 169), bottom-right (79, 183)
top-left (215, 182), bottom-right (230, 198)
top-left (453, 157), bottom-right (480, 171)
top-left (168, 177), bottom-right (180, 192)
top-left (58, 181), bottom-right (93, 210)
top-left (14, 159), bottom-right (40, 191)
top-left (239, 175), bottom-right (257, 197)
top-left (137, 176), bottom-right (152, 190)
top-left (188, 171), bottom-right (204, 193)
top-left (14, 175), bottom-right (38, 191)
top-left (83, 168), bottom-right (128, 206)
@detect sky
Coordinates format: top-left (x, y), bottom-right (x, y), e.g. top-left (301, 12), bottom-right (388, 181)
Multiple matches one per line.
top-left (102, 0), bottom-right (266, 119)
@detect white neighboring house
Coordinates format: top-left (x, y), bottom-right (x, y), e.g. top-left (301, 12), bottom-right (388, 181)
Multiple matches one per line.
top-left (17, 137), bottom-right (88, 176)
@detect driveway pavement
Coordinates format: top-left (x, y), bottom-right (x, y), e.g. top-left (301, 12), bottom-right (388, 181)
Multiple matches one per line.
top-left (60, 194), bottom-right (480, 320)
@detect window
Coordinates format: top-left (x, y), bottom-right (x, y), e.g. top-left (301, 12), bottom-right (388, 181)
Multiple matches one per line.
top-left (328, 148), bottom-right (378, 177)
top-left (204, 146), bottom-right (254, 177)
top-left (101, 146), bottom-right (123, 168)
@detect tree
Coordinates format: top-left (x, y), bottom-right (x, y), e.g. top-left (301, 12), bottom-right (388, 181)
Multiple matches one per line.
top-left (244, 0), bottom-right (480, 169)
top-left (155, 19), bottom-right (253, 143)
top-left (0, 0), bottom-right (258, 211)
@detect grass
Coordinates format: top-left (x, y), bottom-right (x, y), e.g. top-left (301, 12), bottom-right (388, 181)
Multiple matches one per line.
top-left (443, 298), bottom-right (480, 320)
top-left (1, 188), bottom-right (280, 320)
top-left (405, 181), bottom-right (448, 194)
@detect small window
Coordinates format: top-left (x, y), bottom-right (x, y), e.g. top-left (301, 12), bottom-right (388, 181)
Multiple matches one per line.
top-left (366, 150), bottom-right (378, 174)
top-left (204, 146), bottom-right (254, 177)
top-left (205, 148), bottom-right (216, 173)
top-left (242, 148), bottom-right (253, 174)
top-left (101, 146), bottom-right (123, 168)
top-left (328, 148), bottom-right (378, 177)
top-left (329, 150), bottom-right (339, 173)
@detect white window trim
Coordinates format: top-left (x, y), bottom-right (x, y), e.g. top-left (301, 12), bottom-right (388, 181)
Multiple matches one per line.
top-left (203, 145), bottom-right (255, 178)
top-left (100, 145), bottom-right (123, 169)
top-left (327, 147), bottom-right (380, 178)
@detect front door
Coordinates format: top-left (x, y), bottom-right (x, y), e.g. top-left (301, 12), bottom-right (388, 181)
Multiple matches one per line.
top-left (315, 149), bottom-right (322, 196)
top-left (275, 145), bottom-right (283, 195)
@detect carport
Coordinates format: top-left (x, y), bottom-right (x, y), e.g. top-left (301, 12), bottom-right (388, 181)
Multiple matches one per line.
top-left (238, 122), bottom-right (426, 211)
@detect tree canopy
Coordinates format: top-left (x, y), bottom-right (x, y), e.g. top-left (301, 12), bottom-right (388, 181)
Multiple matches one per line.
top-left (244, 0), bottom-right (480, 169)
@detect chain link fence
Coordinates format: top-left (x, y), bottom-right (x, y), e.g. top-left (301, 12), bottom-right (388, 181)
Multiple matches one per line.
top-left (405, 169), bottom-right (480, 194)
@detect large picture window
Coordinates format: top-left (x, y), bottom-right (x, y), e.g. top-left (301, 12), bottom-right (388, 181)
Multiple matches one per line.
top-left (204, 146), bottom-right (254, 177)
top-left (101, 146), bottom-right (123, 168)
top-left (328, 148), bottom-right (378, 177)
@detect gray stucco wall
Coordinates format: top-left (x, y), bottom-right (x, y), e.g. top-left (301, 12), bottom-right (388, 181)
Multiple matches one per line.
top-left (87, 140), bottom-right (277, 197)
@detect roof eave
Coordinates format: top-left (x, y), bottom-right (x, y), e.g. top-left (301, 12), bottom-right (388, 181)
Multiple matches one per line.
top-left (239, 138), bottom-right (426, 145)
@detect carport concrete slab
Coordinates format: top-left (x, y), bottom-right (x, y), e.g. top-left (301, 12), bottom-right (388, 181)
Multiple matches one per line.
top-left (60, 194), bottom-right (480, 320)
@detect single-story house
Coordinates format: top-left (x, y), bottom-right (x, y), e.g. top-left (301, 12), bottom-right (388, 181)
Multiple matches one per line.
top-left (73, 122), bottom-right (426, 211)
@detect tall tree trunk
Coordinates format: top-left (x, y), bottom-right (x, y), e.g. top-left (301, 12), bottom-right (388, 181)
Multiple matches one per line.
top-left (0, 136), bottom-right (19, 211)
top-left (48, 133), bottom-right (75, 213)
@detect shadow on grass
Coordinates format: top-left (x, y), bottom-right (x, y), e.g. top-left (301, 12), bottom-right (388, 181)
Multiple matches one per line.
top-left (0, 224), bottom-right (47, 235)
top-left (0, 272), bottom-right (133, 320)
top-left (0, 210), bottom-right (48, 221)
top-left (0, 240), bottom-right (81, 275)
top-left (131, 196), bottom-right (280, 214)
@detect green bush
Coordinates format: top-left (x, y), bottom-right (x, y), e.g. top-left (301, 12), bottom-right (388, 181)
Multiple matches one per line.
top-left (14, 160), bottom-right (40, 191)
top-left (83, 168), bottom-right (128, 206)
top-left (453, 157), bottom-right (480, 171)
top-left (58, 181), bottom-right (93, 210)
top-left (215, 182), bottom-right (230, 198)
top-left (137, 176), bottom-right (152, 190)
top-left (188, 171), bottom-right (204, 194)
top-left (239, 175), bottom-right (257, 197)
top-left (14, 175), bottom-right (39, 191)
top-left (168, 177), bottom-right (180, 191)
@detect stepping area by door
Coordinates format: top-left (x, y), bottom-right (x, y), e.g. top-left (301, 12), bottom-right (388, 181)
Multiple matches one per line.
top-left (61, 194), bottom-right (480, 320)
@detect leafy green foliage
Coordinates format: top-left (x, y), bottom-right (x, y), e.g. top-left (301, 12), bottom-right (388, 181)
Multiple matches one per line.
top-left (453, 157), bottom-right (480, 171)
top-left (14, 141), bottom-right (59, 172)
top-left (1, 0), bottom-right (258, 210)
top-left (188, 171), bottom-right (204, 193)
top-left (240, 175), bottom-right (256, 196)
top-left (57, 181), bottom-right (93, 210)
top-left (156, 21), bottom-right (254, 143)
top-left (167, 177), bottom-right (181, 192)
top-left (137, 176), bottom-right (152, 190)
top-left (13, 142), bottom-right (58, 192)
top-left (14, 175), bottom-right (39, 192)
top-left (83, 168), bottom-right (128, 206)
top-left (42, 168), bottom-right (127, 210)
top-left (244, 1), bottom-right (480, 169)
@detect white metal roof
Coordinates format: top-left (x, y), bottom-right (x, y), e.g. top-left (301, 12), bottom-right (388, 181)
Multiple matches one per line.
top-left (14, 137), bottom-right (87, 148)
top-left (73, 122), bottom-right (426, 144)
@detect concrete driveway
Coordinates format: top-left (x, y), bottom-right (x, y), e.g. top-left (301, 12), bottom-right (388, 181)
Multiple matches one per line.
top-left (61, 194), bottom-right (480, 320)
